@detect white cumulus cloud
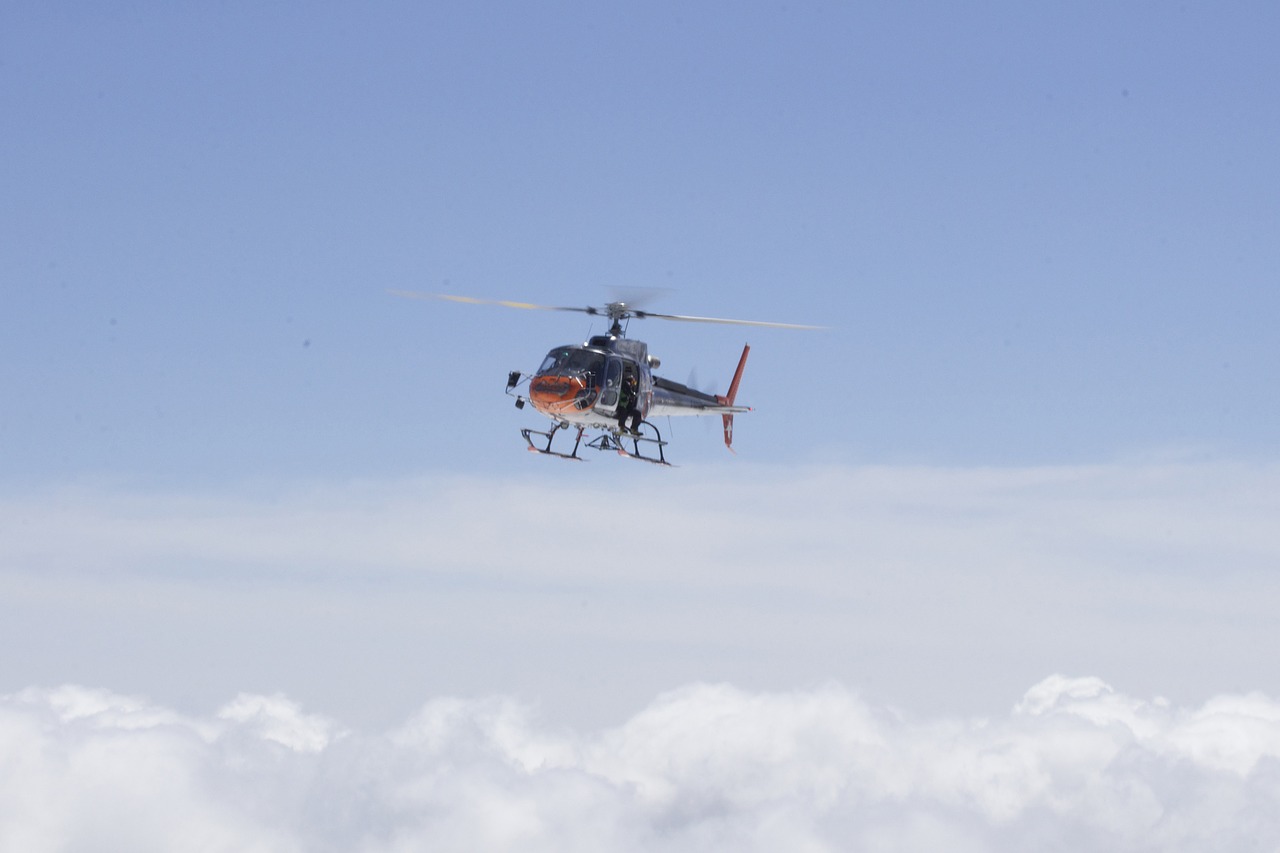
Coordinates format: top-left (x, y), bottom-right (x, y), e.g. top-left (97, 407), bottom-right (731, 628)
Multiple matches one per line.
top-left (4, 676), bottom-right (1280, 852)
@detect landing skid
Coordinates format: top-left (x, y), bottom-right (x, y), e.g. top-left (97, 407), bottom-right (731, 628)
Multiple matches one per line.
top-left (519, 421), bottom-right (671, 465)
top-left (521, 425), bottom-right (586, 461)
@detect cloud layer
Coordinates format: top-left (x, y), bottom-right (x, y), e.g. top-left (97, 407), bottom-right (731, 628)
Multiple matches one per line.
top-left (3, 461), bottom-right (1279, 728)
top-left (5, 676), bottom-right (1280, 852)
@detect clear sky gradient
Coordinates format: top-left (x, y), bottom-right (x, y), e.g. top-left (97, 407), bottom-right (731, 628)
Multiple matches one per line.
top-left (4, 3), bottom-right (1280, 849)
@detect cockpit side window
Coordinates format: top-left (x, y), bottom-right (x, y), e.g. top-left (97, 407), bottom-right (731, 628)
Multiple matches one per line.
top-left (597, 357), bottom-right (624, 410)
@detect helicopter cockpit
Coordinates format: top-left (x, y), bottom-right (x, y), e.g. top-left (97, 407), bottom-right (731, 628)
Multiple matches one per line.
top-left (525, 345), bottom-right (609, 414)
top-left (537, 346), bottom-right (606, 379)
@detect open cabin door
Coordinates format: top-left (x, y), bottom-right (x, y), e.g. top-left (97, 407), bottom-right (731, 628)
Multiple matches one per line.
top-left (593, 356), bottom-right (624, 418)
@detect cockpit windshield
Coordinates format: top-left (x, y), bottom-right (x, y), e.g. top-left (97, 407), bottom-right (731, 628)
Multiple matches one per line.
top-left (537, 347), bottom-right (606, 385)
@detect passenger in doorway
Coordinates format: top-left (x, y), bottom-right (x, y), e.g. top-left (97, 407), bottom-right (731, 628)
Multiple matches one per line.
top-left (617, 371), bottom-right (642, 434)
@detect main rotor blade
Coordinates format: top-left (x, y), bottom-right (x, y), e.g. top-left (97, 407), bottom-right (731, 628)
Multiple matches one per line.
top-left (388, 290), bottom-right (591, 315)
top-left (635, 310), bottom-right (826, 330)
top-left (390, 289), bottom-right (825, 329)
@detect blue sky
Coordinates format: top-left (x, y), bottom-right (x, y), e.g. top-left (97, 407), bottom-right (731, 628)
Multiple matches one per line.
top-left (4, 3), bottom-right (1280, 848)
top-left (6, 1), bottom-right (1279, 484)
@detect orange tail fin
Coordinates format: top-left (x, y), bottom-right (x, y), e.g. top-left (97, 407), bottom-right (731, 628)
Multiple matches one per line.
top-left (716, 344), bottom-right (751, 451)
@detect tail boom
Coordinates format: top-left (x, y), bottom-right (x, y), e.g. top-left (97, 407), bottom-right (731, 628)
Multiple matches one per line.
top-left (645, 344), bottom-right (752, 451)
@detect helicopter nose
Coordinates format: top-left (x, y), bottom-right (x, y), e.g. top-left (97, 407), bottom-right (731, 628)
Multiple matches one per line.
top-left (528, 373), bottom-right (592, 414)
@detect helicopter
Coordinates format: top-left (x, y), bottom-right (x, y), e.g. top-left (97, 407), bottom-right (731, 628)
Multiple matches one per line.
top-left (392, 291), bottom-right (821, 465)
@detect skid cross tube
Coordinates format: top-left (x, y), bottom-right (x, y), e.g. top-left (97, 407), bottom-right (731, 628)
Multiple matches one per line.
top-left (585, 420), bottom-right (671, 465)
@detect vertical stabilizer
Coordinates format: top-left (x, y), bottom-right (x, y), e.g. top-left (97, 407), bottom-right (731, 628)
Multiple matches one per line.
top-left (716, 344), bottom-right (751, 450)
